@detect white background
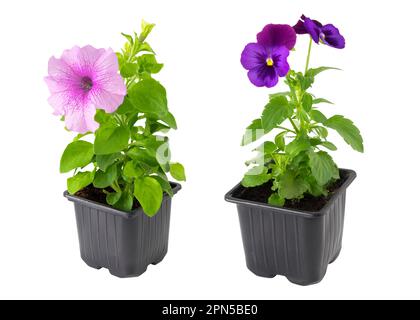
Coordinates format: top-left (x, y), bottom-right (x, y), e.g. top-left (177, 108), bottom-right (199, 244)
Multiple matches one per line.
top-left (0, 0), bottom-right (419, 300)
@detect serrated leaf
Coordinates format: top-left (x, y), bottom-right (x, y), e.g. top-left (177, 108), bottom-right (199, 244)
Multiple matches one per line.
top-left (241, 166), bottom-right (271, 187)
top-left (261, 96), bottom-right (292, 132)
top-left (324, 115), bottom-right (364, 152)
top-left (285, 136), bottom-right (311, 156)
top-left (310, 110), bottom-right (328, 123)
top-left (275, 132), bottom-right (287, 151)
top-left (308, 151), bottom-right (339, 185)
top-left (268, 193), bottom-right (285, 206)
top-left (278, 171), bottom-right (309, 199)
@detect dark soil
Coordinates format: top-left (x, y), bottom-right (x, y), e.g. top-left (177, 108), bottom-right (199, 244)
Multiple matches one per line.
top-left (233, 171), bottom-right (348, 212)
top-left (75, 185), bottom-right (141, 209)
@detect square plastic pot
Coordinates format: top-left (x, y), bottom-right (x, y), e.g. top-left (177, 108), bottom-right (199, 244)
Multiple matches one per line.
top-left (64, 183), bottom-right (181, 278)
top-left (225, 169), bottom-right (356, 286)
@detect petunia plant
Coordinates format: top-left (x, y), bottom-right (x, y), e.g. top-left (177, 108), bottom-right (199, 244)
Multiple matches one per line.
top-left (240, 15), bottom-right (363, 207)
top-left (45, 21), bottom-right (186, 216)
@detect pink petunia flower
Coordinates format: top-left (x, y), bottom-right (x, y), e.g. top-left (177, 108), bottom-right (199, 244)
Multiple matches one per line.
top-left (45, 45), bottom-right (126, 133)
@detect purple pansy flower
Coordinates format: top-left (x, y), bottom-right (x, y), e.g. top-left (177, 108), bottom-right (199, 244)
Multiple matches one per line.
top-left (45, 46), bottom-right (126, 133)
top-left (293, 15), bottom-right (345, 49)
top-left (241, 24), bottom-right (297, 88)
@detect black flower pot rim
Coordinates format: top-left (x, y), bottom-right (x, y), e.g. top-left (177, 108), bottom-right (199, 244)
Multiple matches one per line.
top-left (64, 182), bottom-right (182, 220)
top-left (225, 168), bottom-right (356, 219)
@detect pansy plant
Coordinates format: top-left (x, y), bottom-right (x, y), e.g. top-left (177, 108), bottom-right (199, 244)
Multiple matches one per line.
top-left (46, 21), bottom-right (186, 216)
top-left (240, 16), bottom-right (363, 207)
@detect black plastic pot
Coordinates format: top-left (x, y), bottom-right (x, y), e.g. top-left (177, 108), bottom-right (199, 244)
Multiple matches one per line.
top-left (225, 169), bottom-right (356, 286)
top-left (64, 183), bottom-right (181, 278)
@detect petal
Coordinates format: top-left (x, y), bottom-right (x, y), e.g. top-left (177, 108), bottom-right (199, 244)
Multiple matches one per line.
top-left (64, 103), bottom-right (98, 134)
top-left (61, 45), bottom-right (106, 75)
top-left (46, 57), bottom-right (78, 91)
top-left (94, 48), bottom-right (120, 75)
top-left (89, 87), bottom-right (125, 113)
top-left (293, 20), bottom-right (307, 35)
top-left (271, 46), bottom-right (291, 77)
top-left (257, 24), bottom-right (297, 50)
top-left (240, 43), bottom-right (267, 70)
top-left (248, 66), bottom-right (279, 88)
top-left (321, 24), bottom-right (345, 49)
top-left (303, 18), bottom-right (321, 43)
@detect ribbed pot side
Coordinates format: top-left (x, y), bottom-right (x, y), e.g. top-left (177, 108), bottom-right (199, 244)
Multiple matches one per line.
top-left (226, 169), bottom-right (355, 286)
top-left (66, 183), bottom-right (181, 278)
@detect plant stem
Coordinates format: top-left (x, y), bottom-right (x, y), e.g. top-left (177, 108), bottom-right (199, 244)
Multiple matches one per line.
top-left (305, 38), bottom-right (313, 74)
top-left (288, 117), bottom-right (299, 133)
top-left (277, 126), bottom-right (295, 134)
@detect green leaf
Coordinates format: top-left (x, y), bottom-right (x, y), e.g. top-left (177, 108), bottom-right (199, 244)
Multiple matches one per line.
top-left (310, 110), bottom-right (328, 123)
top-left (128, 78), bottom-right (168, 116)
top-left (306, 66), bottom-right (341, 78)
top-left (269, 92), bottom-right (290, 100)
top-left (242, 166), bottom-right (271, 188)
top-left (275, 132), bottom-right (287, 151)
top-left (94, 109), bottom-right (116, 125)
top-left (153, 175), bottom-right (174, 197)
top-left (261, 96), bottom-right (292, 132)
top-left (313, 98), bottom-right (333, 105)
top-left (121, 33), bottom-right (133, 45)
top-left (149, 121), bottom-right (170, 134)
top-left (277, 171), bottom-right (309, 199)
top-left (94, 124), bottom-right (130, 155)
top-left (255, 141), bottom-right (277, 155)
top-left (60, 141), bottom-right (94, 173)
top-left (114, 191), bottom-right (133, 212)
top-left (285, 136), bottom-right (311, 156)
top-left (138, 54), bottom-right (164, 74)
top-left (313, 126), bottom-right (329, 138)
top-left (160, 112), bottom-right (177, 129)
top-left (140, 20), bottom-right (155, 41)
top-left (93, 164), bottom-right (118, 188)
top-left (123, 160), bottom-right (145, 179)
top-left (268, 193), bottom-right (285, 206)
top-left (127, 147), bottom-right (159, 167)
top-left (67, 171), bottom-right (94, 195)
top-left (169, 163), bottom-right (186, 181)
top-left (134, 177), bottom-right (163, 216)
top-left (320, 141), bottom-right (337, 151)
top-left (120, 62), bottom-right (138, 78)
top-left (302, 93), bottom-right (313, 112)
top-left (324, 115), bottom-right (364, 152)
top-left (308, 151), bottom-right (339, 186)
top-left (106, 192), bottom-right (122, 206)
top-left (116, 97), bottom-right (135, 115)
top-left (139, 42), bottom-right (154, 53)
top-left (96, 153), bottom-right (121, 171)
top-left (241, 119), bottom-right (265, 146)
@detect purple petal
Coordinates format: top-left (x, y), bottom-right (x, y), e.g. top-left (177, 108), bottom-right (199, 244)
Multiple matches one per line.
top-left (240, 43), bottom-right (267, 70)
top-left (321, 24), bottom-right (345, 49)
top-left (303, 18), bottom-right (322, 43)
top-left (271, 46), bottom-right (291, 77)
top-left (293, 20), bottom-right (307, 34)
top-left (64, 103), bottom-right (98, 134)
top-left (248, 66), bottom-right (279, 88)
top-left (257, 24), bottom-right (296, 50)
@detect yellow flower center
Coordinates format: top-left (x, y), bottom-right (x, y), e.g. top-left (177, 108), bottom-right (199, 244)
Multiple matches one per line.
top-left (266, 58), bottom-right (274, 67)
